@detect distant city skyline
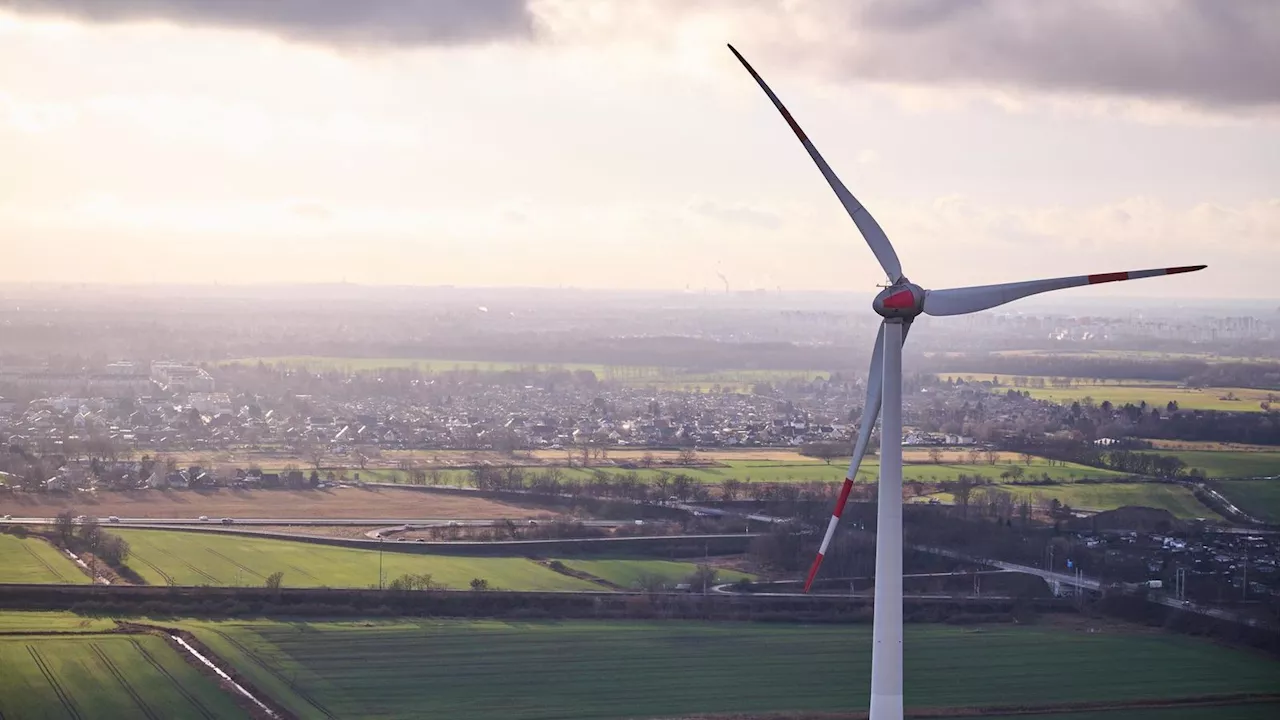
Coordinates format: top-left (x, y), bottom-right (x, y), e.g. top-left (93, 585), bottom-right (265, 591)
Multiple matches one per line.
top-left (2, 1), bottom-right (1277, 297)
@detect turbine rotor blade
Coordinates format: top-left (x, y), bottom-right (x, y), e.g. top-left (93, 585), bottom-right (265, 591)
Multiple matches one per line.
top-left (728, 44), bottom-right (904, 284)
top-left (804, 321), bottom-right (911, 592)
top-left (923, 265), bottom-right (1206, 317)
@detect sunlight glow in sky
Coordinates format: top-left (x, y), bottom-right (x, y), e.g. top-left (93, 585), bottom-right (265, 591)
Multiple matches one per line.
top-left (2, 1), bottom-right (1277, 297)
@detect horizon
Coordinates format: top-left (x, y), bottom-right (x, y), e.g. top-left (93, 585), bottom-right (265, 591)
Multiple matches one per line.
top-left (3, 2), bottom-right (1276, 297)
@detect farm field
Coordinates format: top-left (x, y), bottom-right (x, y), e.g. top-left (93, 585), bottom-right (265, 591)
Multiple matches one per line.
top-left (1211, 480), bottom-right (1280, 524)
top-left (1142, 450), bottom-right (1280, 478)
top-left (0, 533), bottom-right (91, 584)
top-left (116, 529), bottom-right (600, 591)
top-left (0, 611), bottom-right (115, 632)
top-left (169, 618), bottom-right (1280, 720)
top-left (556, 558), bottom-right (753, 589)
top-left (370, 458), bottom-right (1125, 487)
top-left (218, 355), bottom-right (829, 390)
top-left (0, 486), bottom-right (544, 520)
top-left (930, 482), bottom-right (1219, 519)
top-left (0, 632), bottom-right (244, 719)
top-left (943, 374), bottom-right (1274, 413)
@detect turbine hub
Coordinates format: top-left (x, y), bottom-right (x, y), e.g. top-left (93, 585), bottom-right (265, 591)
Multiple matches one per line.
top-left (873, 282), bottom-right (925, 319)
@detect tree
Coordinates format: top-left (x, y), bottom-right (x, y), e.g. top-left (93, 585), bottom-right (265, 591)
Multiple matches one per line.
top-left (265, 571), bottom-right (285, 590)
top-left (640, 452), bottom-right (656, 469)
top-left (686, 564), bottom-right (719, 594)
top-left (77, 516), bottom-right (101, 548)
top-left (306, 444), bottom-right (327, 471)
top-left (952, 477), bottom-right (976, 518)
top-left (966, 449), bottom-right (982, 465)
top-left (54, 510), bottom-right (76, 546)
top-left (1020, 452), bottom-right (1035, 467)
top-left (469, 577), bottom-right (490, 592)
top-left (928, 448), bottom-right (943, 464)
top-left (799, 442), bottom-right (844, 465)
top-left (676, 448), bottom-right (697, 466)
top-left (98, 534), bottom-right (130, 566)
top-left (720, 478), bottom-right (742, 501)
top-left (984, 450), bottom-right (999, 465)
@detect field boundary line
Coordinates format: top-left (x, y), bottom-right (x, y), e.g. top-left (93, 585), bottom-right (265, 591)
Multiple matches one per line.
top-left (128, 637), bottom-right (217, 720)
top-left (27, 644), bottom-right (81, 720)
top-left (90, 641), bottom-right (160, 720)
top-left (208, 628), bottom-right (336, 719)
top-left (22, 542), bottom-right (72, 583)
top-left (203, 546), bottom-right (267, 581)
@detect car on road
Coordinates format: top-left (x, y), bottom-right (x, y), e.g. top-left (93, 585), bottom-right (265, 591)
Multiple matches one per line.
top-left (527, 520), bottom-right (539, 526)
top-left (108, 516), bottom-right (119, 523)
top-left (2, 514), bottom-right (10, 521)
top-left (220, 517), bottom-right (234, 525)
top-left (198, 515), bottom-right (209, 522)
top-left (447, 521), bottom-right (460, 528)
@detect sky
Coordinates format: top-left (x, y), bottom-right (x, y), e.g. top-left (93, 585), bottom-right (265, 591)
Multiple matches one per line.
top-left (1, 0), bottom-right (1277, 298)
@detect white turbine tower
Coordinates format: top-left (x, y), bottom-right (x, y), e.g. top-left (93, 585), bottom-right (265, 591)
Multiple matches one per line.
top-left (728, 45), bottom-right (1205, 720)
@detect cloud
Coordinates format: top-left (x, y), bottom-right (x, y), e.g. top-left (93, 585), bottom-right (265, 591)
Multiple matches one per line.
top-left (768, 0), bottom-right (1280, 108)
top-left (2, 0), bottom-right (536, 46)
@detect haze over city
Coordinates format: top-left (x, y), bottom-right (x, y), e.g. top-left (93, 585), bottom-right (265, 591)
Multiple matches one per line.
top-left (2, 0), bottom-right (1277, 296)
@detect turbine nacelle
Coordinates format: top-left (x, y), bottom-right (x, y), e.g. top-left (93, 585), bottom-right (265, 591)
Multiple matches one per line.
top-left (872, 282), bottom-right (925, 320)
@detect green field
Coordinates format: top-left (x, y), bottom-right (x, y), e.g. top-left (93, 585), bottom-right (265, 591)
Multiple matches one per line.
top-left (1147, 450), bottom-right (1280, 478)
top-left (0, 611), bottom-right (116, 633)
top-left (0, 534), bottom-right (91, 584)
top-left (168, 618), bottom-right (1280, 720)
top-left (557, 558), bottom-right (753, 589)
top-left (117, 529), bottom-right (600, 591)
top-left (356, 457), bottom-right (1125, 488)
top-left (1212, 480), bottom-right (1280, 524)
top-left (219, 356), bottom-right (829, 391)
top-left (933, 482), bottom-right (1219, 519)
top-left (0, 632), bottom-right (243, 719)
top-left (943, 373), bottom-right (1276, 413)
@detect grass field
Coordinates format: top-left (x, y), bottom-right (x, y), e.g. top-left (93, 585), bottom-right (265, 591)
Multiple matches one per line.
top-left (943, 373), bottom-right (1275, 413)
top-left (372, 457), bottom-right (1126, 487)
top-left (0, 534), bottom-right (91, 585)
top-left (0, 633), bottom-right (243, 719)
top-left (219, 356), bottom-right (829, 391)
top-left (117, 529), bottom-right (600, 591)
top-left (556, 558), bottom-right (753, 589)
top-left (1144, 450), bottom-right (1280, 478)
top-left (0, 611), bottom-right (116, 633)
top-left (168, 618), bottom-right (1280, 720)
top-left (931, 482), bottom-right (1219, 519)
top-left (1211, 480), bottom-right (1280, 524)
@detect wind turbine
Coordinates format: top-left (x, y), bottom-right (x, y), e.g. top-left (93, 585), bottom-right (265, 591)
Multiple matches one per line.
top-left (727, 45), bottom-right (1205, 720)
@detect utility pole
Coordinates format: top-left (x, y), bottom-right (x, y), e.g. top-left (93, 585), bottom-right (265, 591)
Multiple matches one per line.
top-left (378, 537), bottom-right (384, 590)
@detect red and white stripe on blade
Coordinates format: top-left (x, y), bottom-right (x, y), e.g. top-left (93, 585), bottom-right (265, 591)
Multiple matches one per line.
top-left (802, 321), bottom-right (904, 593)
top-left (805, 476), bottom-right (855, 591)
top-left (922, 265), bottom-right (1206, 317)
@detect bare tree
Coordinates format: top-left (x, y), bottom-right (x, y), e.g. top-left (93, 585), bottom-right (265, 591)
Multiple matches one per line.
top-left (265, 571), bottom-right (285, 590)
top-left (927, 448), bottom-right (943, 464)
top-left (54, 510), bottom-right (76, 546)
top-left (640, 452), bottom-right (656, 469)
top-left (1020, 452), bottom-right (1035, 467)
top-left (966, 449), bottom-right (982, 465)
top-left (306, 444), bottom-right (327, 471)
top-left (984, 450), bottom-right (999, 465)
top-left (676, 448), bottom-right (697, 466)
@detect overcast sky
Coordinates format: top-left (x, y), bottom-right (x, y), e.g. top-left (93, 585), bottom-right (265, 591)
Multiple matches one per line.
top-left (2, 0), bottom-right (1276, 297)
